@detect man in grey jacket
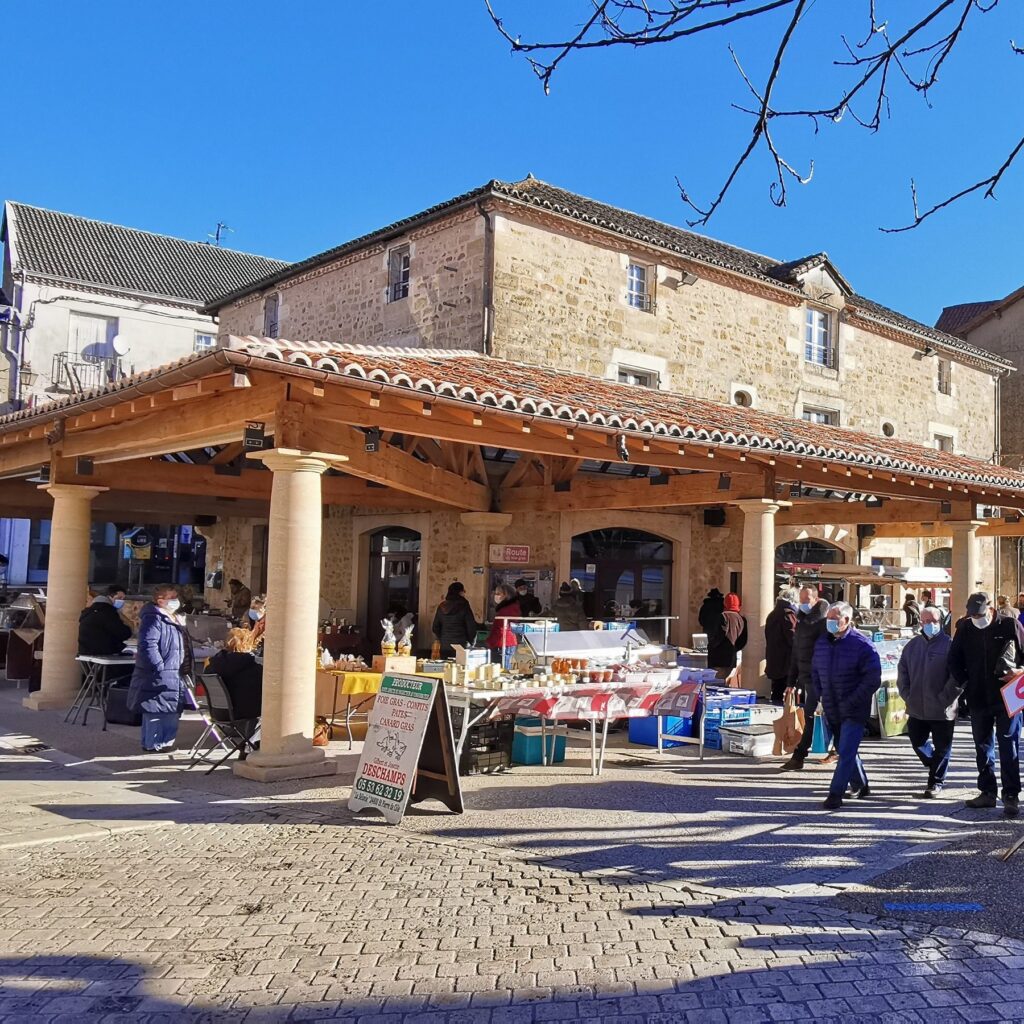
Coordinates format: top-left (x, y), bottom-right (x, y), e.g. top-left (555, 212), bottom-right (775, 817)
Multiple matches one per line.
top-left (896, 605), bottom-right (962, 799)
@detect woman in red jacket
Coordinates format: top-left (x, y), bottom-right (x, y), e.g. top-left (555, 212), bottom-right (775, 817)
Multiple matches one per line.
top-left (487, 584), bottom-right (521, 669)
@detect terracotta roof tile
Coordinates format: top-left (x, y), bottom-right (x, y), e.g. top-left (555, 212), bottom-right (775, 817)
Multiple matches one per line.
top-left (236, 338), bottom-right (1024, 494)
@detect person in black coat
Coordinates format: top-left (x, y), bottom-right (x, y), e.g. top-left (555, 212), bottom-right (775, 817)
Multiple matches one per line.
top-left (79, 586), bottom-right (133, 682)
top-left (515, 579), bottom-right (542, 618)
top-left (765, 588), bottom-right (798, 704)
top-left (79, 587), bottom-right (131, 656)
top-left (431, 582), bottom-right (479, 657)
top-left (780, 585), bottom-right (832, 770)
top-left (706, 592), bottom-right (748, 679)
top-left (949, 592), bottom-right (1024, 817)
top-left (698, 588), bottom-right (725, 635)
top-left (207, 628), bottom-right (263, 745)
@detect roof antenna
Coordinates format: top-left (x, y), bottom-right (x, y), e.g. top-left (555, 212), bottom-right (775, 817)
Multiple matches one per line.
top-left (208, 222), bottom-right (234, 246)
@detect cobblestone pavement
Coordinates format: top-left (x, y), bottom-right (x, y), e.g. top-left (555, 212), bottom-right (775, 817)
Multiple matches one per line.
top-left (3, 690), bottom-right (1024, 1022)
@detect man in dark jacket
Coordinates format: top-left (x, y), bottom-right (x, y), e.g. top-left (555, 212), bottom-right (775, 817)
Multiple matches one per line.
top-left (551, 582), bottom-right (588, 632)
top-left (515, 580), bottom-right (542, 618)
top-left (765, 587), bottom-right (798, 704)
top-left (780, 585), bottom-right (831, 771)
top-left (79, 587), bottom-right (131, 657)
top-left (813, 601), bottom-right (881, 810)
top-left (698, 588), bottom-right (724, 635)
top-left (949, 592), bottom-right (1024, 818)
top-left (431, 582), bottom-right (479, 657)
top-left (896, 605), bottom-right (962, 798)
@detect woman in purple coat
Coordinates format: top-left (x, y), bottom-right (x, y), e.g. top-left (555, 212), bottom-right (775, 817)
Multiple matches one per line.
top-left (127, 585), bottom-right (193, 753)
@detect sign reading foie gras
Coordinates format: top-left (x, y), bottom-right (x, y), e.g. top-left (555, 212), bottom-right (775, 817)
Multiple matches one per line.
top-left (348, 674), bottom-right (463, 825)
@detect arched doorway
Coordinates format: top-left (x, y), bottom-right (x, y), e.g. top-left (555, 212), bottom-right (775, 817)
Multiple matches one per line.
top-left (570, 528), bottom-right (672, 621)
top-left (925, 547), bottom-right (952, 569)
top-left (365, 527), bottom-right (421, 651)
top-left (775, 539), bottom-right (844, 566)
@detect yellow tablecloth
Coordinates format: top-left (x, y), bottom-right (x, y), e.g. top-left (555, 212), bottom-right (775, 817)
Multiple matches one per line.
top-left (315, 670), bottom-right (384, 717)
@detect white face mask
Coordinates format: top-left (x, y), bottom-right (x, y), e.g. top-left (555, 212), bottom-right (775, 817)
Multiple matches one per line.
top-left (972, 615), bottom-right (989, 629)
top-left (165, 598), bottom-right (181, 614)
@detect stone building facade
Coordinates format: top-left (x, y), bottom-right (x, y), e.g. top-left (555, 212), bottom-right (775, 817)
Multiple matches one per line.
top-left (209, 177), bottom-right (1006, 642)
top-left (939, 289), bottom-right (1024, 595)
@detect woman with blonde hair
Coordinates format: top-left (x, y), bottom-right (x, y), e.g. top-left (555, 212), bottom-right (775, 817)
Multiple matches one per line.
top-left (207, 627), bottom-right (263, 745)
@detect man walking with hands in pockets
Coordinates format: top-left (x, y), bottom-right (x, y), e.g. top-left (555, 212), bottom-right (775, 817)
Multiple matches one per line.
top-left (896, 605), bottom-right (962, 798)
top-left (812, 602), bottom-right (881, 811)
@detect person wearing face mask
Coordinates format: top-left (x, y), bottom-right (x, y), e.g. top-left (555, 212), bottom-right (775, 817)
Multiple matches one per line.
top-left (127, 584), bottom-right (193, 754)
top-left (812, 602), bottom-right (881, 810)
top-left (765, 587), bottom-right (798, 704)
top-left (780, 584), bottom-right (834, 771)
top-left (949, 592), bottom-right (1024, 817)
top-left (487, 584), bottom-right (522, 669)
top-left (896, 606), bottom-right (963, 798)
top-left (78, 586), bottom-right (132, 659)
top-left (514, 579), bottom-right (542, 619)
top-left (247, 597), bottom-right (267, 651)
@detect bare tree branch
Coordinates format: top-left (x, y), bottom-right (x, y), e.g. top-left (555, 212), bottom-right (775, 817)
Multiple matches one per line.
top-left (486, 0), bottom-right (1019, 230)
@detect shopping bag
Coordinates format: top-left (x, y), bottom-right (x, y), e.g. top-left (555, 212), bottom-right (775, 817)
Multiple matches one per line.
top-left (772, 688), bottom-right (804, 755)
top-left (877, 684), bottom-right (909, 738)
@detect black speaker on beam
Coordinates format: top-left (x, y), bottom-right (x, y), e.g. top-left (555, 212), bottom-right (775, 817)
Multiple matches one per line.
top-left (704, 508), bottom-right (727, 528)
top-left (195, 515), bottom-right (217, 527)
top-left (858, 524), bottom-right (875, 539)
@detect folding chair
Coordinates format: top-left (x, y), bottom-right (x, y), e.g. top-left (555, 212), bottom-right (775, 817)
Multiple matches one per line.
top-left (190, 673), bottom-right (259, 774)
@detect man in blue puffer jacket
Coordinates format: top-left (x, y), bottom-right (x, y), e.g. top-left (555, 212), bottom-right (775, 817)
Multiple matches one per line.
top-left (811, 601), bottom-right (882, 810)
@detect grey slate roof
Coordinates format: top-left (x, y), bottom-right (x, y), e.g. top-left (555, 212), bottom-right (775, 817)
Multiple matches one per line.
top-left (202, 176), bottom-right (1008, 369)
top-left (3, 202), bottom-right (289, 306)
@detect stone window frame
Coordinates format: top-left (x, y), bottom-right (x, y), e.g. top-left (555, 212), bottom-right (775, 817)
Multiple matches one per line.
top-left (731, 383), bottom-right (758, 409)
top-left (801, 404), bottom-right (840, 426)
top-left (617, 365), bottom-right (660, 389)
top-left (387, 245), bottom-right (411, 303)
top-left (262, 293), bottom-right (280, 339)
top-left (803, 304), bottom-right (836, 368)
top-left (625, 260), bottom-right (656, 313)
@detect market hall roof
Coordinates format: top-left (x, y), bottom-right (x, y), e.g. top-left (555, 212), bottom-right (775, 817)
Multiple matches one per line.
top-left (2, 337), bottom-right (1023, 502)
top-left (202, 176), bottom-right (1011, 371)
top-left (1, 201), bottom-right (290, 306)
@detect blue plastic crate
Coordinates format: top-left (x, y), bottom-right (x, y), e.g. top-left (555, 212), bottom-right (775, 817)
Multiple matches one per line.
top-left (629, 714), bottom-right (695, 748)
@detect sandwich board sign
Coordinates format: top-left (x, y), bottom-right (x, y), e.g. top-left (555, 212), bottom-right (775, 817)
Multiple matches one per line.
top-left (1001, 670), bottom-right (1024, 718)
top-left (348, 673), bottom-right (463, 825)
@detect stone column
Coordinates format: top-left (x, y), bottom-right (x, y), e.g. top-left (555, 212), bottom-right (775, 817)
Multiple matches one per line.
top-left (734, 500), bottom-right (783, 697)
top-left (235, 449), bottom-right (338, 782)
top-left (24, 484), bottom-right (105, 710)
top-left (950, 520), bottom-right (985, 622)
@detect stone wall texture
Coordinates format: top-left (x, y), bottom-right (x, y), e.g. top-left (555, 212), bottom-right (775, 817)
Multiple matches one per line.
top-left (217, 211), bottom-right (486, 351)
top-left (204, 199), bottom-right (1003, 639)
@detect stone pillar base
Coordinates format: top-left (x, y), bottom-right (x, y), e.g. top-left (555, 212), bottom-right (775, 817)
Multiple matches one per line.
top-left (23, 692), bottom-right (74, 712)
top-left (233, 748), bottom-right (338, 783)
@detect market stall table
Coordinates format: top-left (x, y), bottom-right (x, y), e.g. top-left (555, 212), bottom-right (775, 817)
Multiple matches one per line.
top-left (66, 654), bottom-right (134, 728)
top-left (316, 670), bottom-right (385, 749)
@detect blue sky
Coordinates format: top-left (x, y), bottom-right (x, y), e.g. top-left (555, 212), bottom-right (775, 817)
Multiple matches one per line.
top-left (5, 1), bottom-right (1021, 324)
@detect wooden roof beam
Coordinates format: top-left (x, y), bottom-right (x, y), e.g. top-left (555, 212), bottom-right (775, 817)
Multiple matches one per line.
top-left (294, 413), bottom-right (492, 512)
top-left (498, 470), bottom-right (766, 513)
top-left (778, 498), bottom-right (975, 528)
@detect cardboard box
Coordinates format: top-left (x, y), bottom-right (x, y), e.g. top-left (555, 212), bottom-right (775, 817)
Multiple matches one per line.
top-left (371, 655), bottom-right (418, 674)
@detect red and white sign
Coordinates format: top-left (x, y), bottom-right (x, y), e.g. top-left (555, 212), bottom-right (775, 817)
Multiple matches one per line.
top-left (1001, 671), bottom-right (1024, 718)
top-left (489, 544), bottom-right (530, 564)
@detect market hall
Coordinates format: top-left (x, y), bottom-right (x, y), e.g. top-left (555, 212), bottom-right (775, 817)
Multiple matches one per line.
top-left (3, 337), bottom-right (1024, 781)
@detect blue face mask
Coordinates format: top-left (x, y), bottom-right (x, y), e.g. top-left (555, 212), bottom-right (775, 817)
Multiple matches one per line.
top-left (112, 599), bottom-right (125, 610)
top-left (799, 602), bottom-right (813, 614)
top-left (922, 622), bottom-right (940, 638)
top-left (826, 619), bottom-right (841, 635)
top-left (248, 608), bottom-right (261, 621)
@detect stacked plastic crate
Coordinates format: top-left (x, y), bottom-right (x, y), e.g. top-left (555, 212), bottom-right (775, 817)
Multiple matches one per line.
top-left (701, 688), bottom-right (754, 750)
